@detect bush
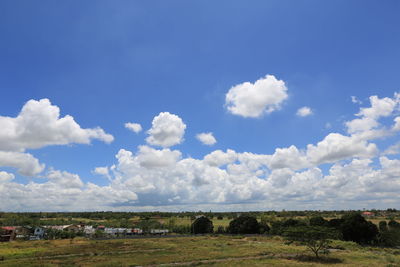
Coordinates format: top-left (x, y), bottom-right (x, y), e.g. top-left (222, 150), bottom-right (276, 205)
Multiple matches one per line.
top-left (228, 215), bottom-right (259, 234)
top-left (191, 216), bottom-right (213, 234)
top-left (309, 216), bottom-right (328, 227)
top-left (340, 213), bottom-right (378, 244)
top-left (283, 226), bottom-right (340, 258)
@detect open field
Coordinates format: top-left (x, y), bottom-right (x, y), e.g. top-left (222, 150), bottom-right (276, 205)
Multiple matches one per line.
top-left (1, 235), bottom-right (400, 266)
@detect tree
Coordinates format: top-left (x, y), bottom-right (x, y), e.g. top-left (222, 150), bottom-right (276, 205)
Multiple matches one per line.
top-left (228, 215), bottom-right (259, 234)
top-left (340, 213), bottom-right (378, 244)
top-left (191, 216), bottom-right (213, 234)
top-left (309, 216), bottom-right (328, 227)
top-left (284, 226), bottom-right (340, 258)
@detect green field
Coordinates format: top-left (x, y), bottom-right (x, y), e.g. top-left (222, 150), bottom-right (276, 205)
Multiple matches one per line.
top-left (1, 235), bottom-right (399, 266)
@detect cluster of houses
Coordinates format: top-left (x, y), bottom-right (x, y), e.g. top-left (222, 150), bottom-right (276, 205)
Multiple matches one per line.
top-left (0, 224), bottom-right (169, 242)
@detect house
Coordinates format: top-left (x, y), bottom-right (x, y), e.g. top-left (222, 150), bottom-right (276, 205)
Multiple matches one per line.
top-left (0, 227), bottom-right (16, 242)
top-left (15, 226), bottom-right (32, 240)
top-left (362, 211), bottom-right (375, 217)
top-left (150, 229), bottom-right (169, 235)
top-left (132, 228), bottom-right (143, 235)
top-left (32, 227), bottom-right (45, 239)
top-left (83, 225), bottom-right (95, 235)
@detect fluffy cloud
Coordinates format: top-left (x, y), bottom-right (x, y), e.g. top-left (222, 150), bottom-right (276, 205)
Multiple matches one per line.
top-left (0, 99), bottom-right (114, 177)
top-left (196, 132), bottom-right (217, 146)
top-left (346, 94), bottom-right (399, 134)
top-left (0, 171), bottom-right (14, 183)
top-left (0, 99), bottom-right (114, 152)
top-left (0, 151), bottom-right (45, 176)
top-left (146, 112), bottom-right (186, 147)
top-left (0, 169), bottom-right (138, 211)
top-left (225, 75), bottom-right (288, 118)
top-left (296, 106), bottom-right (313, 117)
top-left (93, 166), bottom-right (111, 179)
top-left (125, 122), bottom-right (142, 133)
top-left (306, 133), bottom-right (377, 165)
top-left (2, 93), bottom-right (400, 211)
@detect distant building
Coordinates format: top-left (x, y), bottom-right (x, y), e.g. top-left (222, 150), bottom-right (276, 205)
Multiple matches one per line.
top-left (362, 211), bottom-right (374, 217)
top-left (1, 227), bottom-right (16, 242)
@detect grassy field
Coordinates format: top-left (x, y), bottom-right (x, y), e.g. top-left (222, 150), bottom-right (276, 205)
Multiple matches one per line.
top-left (0, 235), bottom-right (399, 266)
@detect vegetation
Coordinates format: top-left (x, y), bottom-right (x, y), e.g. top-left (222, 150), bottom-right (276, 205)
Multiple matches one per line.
top-left (283, 226), bottom-right (340, 258)
top-left (191, 216), bottom-right (213, 234)
top-left (0, 235), bottom-right (399, 266)
top-left (228, 215), bottom-right (260, 234)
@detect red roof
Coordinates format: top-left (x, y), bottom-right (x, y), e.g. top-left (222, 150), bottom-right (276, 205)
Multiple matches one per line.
top-left (362, 211), bottom-right (374, 215)
top-left (1, 226), bottom-right (16, 231)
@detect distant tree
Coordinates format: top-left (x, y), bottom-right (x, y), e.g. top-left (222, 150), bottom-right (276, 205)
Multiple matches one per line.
top-left (191, 216), bottom-right (213, 234)
top-left (228, 215), bottom-right (259, 234)
top-left (379, 221), bottom-right (388, 232)
top-left (258, 222), bottom-right (270, 234)
top-left (216, 226), bottom-right (225, 234)
top-left (327, 218), bottom-right (344, 229)
top-left (284, 226), bottom-right (340, 258)
top-left (388, 220), bottom-right (400, 229)
top-left (309, 216), bottom-right (328, 227)
top-left (340, 213), bottom-right (378, 244)
top-left (217, 215), bottom-right (223, 220)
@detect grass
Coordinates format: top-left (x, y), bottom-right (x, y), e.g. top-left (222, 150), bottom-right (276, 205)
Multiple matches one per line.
top-left (0, 235), bottom-right (399, 266)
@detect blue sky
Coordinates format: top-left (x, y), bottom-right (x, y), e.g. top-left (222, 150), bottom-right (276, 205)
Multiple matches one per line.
top-left (1, 1), bottom-right (400, 211)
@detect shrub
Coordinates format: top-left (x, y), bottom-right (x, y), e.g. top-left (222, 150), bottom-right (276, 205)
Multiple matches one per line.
top-left (228, 215), bottom-right (259, 234)
top-left (191, 216), bottom-right (213, 234)
top-left (283, 226), bottom-right (340, 258)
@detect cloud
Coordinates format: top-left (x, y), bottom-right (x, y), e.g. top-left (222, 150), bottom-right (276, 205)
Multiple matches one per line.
top-left (296, 106), bottom-right (313, 117)
top-left (346, 94), bottom-right (399, 134)
top-left (225, 75), bottom-right (288, 118)
top-left (351, 96), bottom-right (362, 104)
top-left (306, 133), bottom-right (377, 165)
top-left (0, 171), bottom-right (14, 183)
top-left (146, 112), bottom-right (186, 147)
top-left (0, 169), bottom-right (138, 211)
top-left (93, 166), bottom-right (111, 179)
top-left (2, 93), bottom-right (400, 211)
top-left (125, 122), bottom-right (142, 133)
top-left (0, 151), bottom-right (45, 176)
top-left (0, 98), bottom-right (114, 152)
top-left (196, 132), bottom-right (217, 146)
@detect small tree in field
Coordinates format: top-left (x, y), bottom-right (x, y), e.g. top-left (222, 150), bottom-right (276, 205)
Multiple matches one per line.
top-left (283, 226), bottom-right (339, 258)
top-left (191, 216), bottom-right (213, 234)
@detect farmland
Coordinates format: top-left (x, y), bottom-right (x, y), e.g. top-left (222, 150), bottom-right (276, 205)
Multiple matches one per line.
top-left (1, 235), bottom-right (400, 266)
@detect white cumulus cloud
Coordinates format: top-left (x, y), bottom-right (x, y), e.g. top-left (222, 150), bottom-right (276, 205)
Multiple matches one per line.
top-left (225, 75), bottom-right (288, 118)
top-left (296, 106), bottom-right (313, 117)
top-left (125, 122), bottom-right (142, 133)
top-left (196, 132), bottom-right (217, 146)
top-left (146, 112), bottom-right (186, 147)
top-left (0, 98), bottom-right (114, 152)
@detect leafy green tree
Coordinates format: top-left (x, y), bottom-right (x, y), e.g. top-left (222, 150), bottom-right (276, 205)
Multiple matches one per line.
top-left (228, 215), bottom-right (259, 234)
top-left (191, 216), bottom-right (213, 234)
top-left (340, 213), bottom-right (378, 244)
top-left (379, 221), bottom-right (388, 232)
top-left (309, 216), bottom-right (328, 227)
top-left (284, 226), bottom-right (340, 258)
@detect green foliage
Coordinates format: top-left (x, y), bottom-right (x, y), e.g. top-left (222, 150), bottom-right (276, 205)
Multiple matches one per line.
top-left (191, 216), bottom-right (213, 234)
top-left (228, 215), bottom-right (259, 234)
top-left (340, 213), bottom-right (378, 244)
top-left (309, 216), bottom-right (328, 227)
top-left (379, 221), bottom-right (388, 232)
top-left (270, 218), bottom-right (306, 235)
top-left (388, 220), bottom-right (400, 229)
top-left (283, 226), bottom-right (340, 258)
